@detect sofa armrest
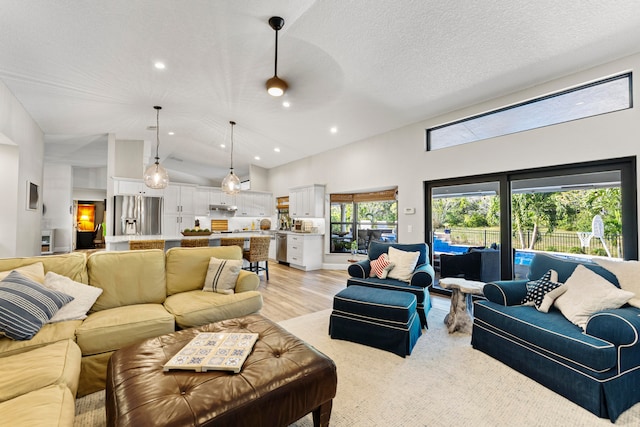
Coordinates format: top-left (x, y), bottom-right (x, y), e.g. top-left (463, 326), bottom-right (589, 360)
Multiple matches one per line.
top-left (586, 307), bottom-right (640, 371)
top-left (235, 270), bottom-right (260, 293)
top-left (410, 263), bottom-right (434, 288)
top-left (483, 279), bottom-right (528, 306)
top-left (348, 260), bottom-right (371, 279)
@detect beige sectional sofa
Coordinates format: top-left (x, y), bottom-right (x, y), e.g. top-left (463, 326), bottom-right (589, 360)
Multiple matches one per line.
top-left (0, 246), bottom-right (262, 426)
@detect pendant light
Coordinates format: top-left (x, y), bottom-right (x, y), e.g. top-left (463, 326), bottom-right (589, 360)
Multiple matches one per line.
top-left (221, 120), bottom-right (241, 195)
top-left (143, 106), bottom-right (169, 189)
top-left (266, 16), bottom-right (288, 97)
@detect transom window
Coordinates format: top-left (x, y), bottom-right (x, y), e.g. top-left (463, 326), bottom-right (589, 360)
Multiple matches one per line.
top-left (427, 73), bottom-right (632, 150)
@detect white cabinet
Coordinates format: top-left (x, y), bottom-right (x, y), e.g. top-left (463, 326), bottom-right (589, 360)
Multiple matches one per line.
top-left (114, 178), bottom-right (163, 197)
top-left (194, 188), bottom-right (212, 216)
top-left (253, 192), bottom-right (273, 217)
top-left (236, 191), bottom-right (274, 217)
top-left (163, 184), bottom-right (196, 234)
top-left (41, 230), bottom-right (54, 255)
top-left (235, 192), bottom-right (254, 217)
top-left (210, 189), bottom-right (236, 207)
top-left (287, 233), bottom-right (323, 271)
top-left (289, 185), bottom-right (324, 218)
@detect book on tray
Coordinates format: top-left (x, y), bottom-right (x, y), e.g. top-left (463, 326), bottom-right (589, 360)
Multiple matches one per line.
top-left (163, 332), bottom-right (259, 373)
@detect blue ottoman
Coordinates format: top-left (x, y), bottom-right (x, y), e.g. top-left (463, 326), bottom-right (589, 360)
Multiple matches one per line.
top-left (329, 285), bottom-right (422, 357)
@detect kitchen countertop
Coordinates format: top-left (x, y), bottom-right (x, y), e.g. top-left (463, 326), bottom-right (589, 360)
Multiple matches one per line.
top-left (105, 231), bottom-right (276, 244)
top-left (274, 230), bottom-right (325, 236)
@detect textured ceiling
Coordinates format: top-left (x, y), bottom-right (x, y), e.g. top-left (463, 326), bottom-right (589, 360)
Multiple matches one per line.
top-left (2, 0), bottom-right (640, 184)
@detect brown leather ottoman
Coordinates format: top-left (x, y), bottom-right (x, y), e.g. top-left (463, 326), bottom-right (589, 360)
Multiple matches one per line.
top-left (106, 314), bottom-right (337, 427)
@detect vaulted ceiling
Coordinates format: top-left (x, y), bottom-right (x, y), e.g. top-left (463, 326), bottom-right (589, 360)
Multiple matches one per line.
top-left (2, 1), bottom-right (640, 184)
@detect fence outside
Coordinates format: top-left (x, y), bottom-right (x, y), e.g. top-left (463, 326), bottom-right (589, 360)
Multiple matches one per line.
top-left (446, 228), bottom-right (623, 258)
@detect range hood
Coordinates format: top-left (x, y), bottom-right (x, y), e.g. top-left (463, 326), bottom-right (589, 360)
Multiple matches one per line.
top-left (209, 204), bottom-right (237, 212)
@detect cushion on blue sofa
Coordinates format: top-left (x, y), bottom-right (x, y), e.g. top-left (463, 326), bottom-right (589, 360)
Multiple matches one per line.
top-left (528, 253), bottom-right (619, 285)
top-left (474, 301), bottom-right (618, 373)
top-left (367, 241), bottom-right (427, 266)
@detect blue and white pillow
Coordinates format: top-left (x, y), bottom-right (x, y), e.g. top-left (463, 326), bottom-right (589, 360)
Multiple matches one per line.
top-left (0, 271), bottom-right (74, 340)
top-left (521, 269), bottom-right (561, 310)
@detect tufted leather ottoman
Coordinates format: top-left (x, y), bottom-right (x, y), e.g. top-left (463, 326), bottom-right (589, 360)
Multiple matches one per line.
top-left (106, 314), bottom-right (337, 427)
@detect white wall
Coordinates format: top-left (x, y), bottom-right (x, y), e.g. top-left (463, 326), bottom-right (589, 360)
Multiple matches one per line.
top-left (113, 139), bottom-right (144, 179)
top-left (0, 80), bottom-right (44, 257)
top-left (249, 164), bottom-right (269, 191)
top-left (74, 166), bottom-right (107, 190)
top-left (42, 163), bottom-right (73, 253)
top-left (268, 52), bottom-right (640, 264)
top-left (0, 142), bottom-right (19, 257)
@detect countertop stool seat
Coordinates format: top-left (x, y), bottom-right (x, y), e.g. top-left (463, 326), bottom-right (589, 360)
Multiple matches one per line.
top-left (329, 285), bottom-right (422, 357)
top-left (128, 239), bottom-right (165, 250)
top-left (243, 236), bottom-right (270, 281)
top-left (180, 238), bottom-right (209, 247)
top-left (220, 237), bottom-right (245, 250)
top-left (106, 314), bottom-right (337, 427)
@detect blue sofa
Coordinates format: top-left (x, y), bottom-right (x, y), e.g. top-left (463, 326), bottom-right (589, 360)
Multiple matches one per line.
top-left (472, 253), bottom-right (640, 422)
top-left (347, 241), bottom-right (435, 328)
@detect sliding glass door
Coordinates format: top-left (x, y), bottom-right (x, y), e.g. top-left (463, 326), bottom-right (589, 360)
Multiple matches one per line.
top-left (510, 169), bottom-right (626, 278)
top-left (426, 157), bottom-right (637, 285)
top-left (429, 179), bottom-right (502, 291)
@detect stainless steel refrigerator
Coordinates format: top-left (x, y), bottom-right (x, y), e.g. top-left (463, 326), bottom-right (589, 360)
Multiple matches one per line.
top-left (113, 195), bottom-right (163, 235)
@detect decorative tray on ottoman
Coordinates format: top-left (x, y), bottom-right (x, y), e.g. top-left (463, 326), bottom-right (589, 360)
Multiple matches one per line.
top-left (163, 332), bottom-right (258, 373)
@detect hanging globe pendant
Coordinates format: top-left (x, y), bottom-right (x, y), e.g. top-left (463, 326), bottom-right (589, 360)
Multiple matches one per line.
top-left (143, 161), bottom-right (169, 189)
top-left (144, 106), bottom-right (169, 189)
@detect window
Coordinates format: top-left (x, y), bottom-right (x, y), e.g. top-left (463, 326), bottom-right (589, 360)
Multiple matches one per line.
top-left (427, 73), bottom-right (632, 150)
top-left (426, 158), bottom-right (637, 286)
top-left (330, 189), bottom-right (398, 254)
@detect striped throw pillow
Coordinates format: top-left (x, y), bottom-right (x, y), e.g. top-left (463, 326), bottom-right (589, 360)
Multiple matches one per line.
top-left (203, 257), bottom-right (242, 295)
top-left (370, 253), bottom-right (395, 279)
top-left (0, 271), bottom-right (74, 340)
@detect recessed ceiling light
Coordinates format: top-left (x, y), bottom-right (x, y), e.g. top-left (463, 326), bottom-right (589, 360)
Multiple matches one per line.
top-left (154, 62), bottom-right (166, 70)
top-left (330, 126), bottom-right (338, 134)
top-left (254, 156), bottom-right (261, 160)
top-left (220, 144), bottom-right (226, 148)
top-left (274, 147), bottom-right (281, 152)
top-left (282, 101), bottom-right (290, 108)
top-left (168, 131), bottom-right (174, 135)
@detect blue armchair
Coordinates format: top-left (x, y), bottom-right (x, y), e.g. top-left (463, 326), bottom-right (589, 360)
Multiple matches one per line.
top-left (347, 241), bottom-right (435, 328)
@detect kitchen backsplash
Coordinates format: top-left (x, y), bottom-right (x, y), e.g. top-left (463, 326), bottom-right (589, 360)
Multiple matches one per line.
top-left (193, 215), bottom-right (325, 233)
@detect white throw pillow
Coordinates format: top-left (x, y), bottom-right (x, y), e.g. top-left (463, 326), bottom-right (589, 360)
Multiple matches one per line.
top-left (43, 271), bottom-right (103, 323)
top-left (594, 258), bottom-right (640, 308)
top-left (386, 246), bottom-right (420, 282)
top-left (553, 265), bottom-right (634, 330)
top-left (537, 284), bottom-right (568, 313)
top-left (203, 257), bottom-right (242, 295)
top-left (0, 262), bottom-right (46, 284)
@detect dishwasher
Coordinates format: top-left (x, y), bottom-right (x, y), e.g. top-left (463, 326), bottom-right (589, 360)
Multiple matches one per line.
top-left (276, 232), bottom-right (288, 264)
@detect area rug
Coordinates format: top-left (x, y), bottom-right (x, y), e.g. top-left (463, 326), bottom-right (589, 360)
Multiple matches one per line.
top-left (75, 308), bottom-right (640, 426)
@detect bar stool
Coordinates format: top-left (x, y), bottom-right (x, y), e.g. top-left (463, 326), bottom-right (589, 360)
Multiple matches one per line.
top-left (220, 237), bottom-right (245, 251)
top-left (129, 240), bottom-right (165, 250)
top-left (180, 238), bottom-right (209, 248)
top-left (243, 236), bottom-right (270, 281)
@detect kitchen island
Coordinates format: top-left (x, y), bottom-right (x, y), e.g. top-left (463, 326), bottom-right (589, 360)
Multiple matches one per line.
top-left (105, 231), bottom-right (276, 252)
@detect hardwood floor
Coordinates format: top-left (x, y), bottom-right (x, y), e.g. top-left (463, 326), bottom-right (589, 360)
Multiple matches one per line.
top-left (256, 261), bottom-right (450, 323)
